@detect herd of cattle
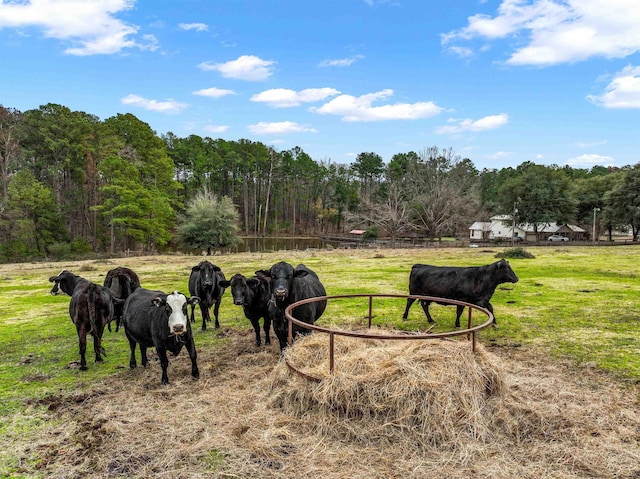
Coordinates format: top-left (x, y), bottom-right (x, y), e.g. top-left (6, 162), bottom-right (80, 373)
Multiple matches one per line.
top-left (48, 258), bottom-right (518, 385)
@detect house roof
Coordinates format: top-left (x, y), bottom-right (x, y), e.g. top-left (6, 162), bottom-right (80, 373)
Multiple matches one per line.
top-left (518, 222), bottom-right (585, 233)
top-left (489, 216), bottom-right (585, 233)
top-left (469, 222), bottom-right (491, 230)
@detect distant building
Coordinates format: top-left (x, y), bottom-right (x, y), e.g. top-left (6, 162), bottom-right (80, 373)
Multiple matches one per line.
top-left (469, 215), bottom-right (586, 242)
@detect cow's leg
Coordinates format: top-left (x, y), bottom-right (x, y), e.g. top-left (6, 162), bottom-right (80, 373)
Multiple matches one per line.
top-left (140, 345), bottom-right (148, 368)
top-left (185, 339), bottom-right (199, 380)
top-left (419, 300), bottom-right (436, 324)
top-left (199, 303), bottom-right (209, 331)
top-left (126, 335), bottom-right (137, 369)
top-left (402, 298), bottom-right (417, 320)
top-left (487, 303), bottom-right (497, 328)
top-left (76, 324), bottom-right (88, 371)
top-left (250, 318), bottom-right (261, 346)
top-left (454, 305), bottom-right (465, 329)
top-left (93, 323), bottom-right (106, 363)
top-left (212, 299), bottom-right (221, 329)
top-left (263, 316), bottom-right (271, 345)
top-left (157, 347), bottom-right (170, 385)
top-left (189, 303), bottom-right (196, 324)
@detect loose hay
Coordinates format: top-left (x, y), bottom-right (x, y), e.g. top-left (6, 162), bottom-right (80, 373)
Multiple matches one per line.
top-left (8, 328), bottom-right (640, 479)
top-left (268, 333), bottom-right (507, 450)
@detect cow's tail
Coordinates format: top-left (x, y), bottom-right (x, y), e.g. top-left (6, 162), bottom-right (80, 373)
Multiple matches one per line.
top-left (88, 284), bottom-right (98, 336)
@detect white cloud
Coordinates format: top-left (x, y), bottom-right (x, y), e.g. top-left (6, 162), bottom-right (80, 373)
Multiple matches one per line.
top-left (442, 1), bottom-right (640, 66)
top-left (313, 89), bottom-right (442, 122)
top-left (121, 94), bottom-right (187, 113)
top-left (587, 65), bottom-right (640, 108)
top-left (318, 55), bottom-right (365, 67)
top-left (193, 87), bottom-right (236, 98)
top-left (203, 125), bottom-right (229, 134)
top-left (435, 113), bottom-right (509, 134)
top-left (251, 88), bottom-right (340, 108)
top-left (0, 0), bottom-right (156, 55)
top-left (247, 121), bottom-right (318, 135)
top-left (198, 55), bottom-right (276, 81)
top-left (178, 22), bottom-right (208, 31)
top-left (573, 140), bottom-right (607, 148)
top-left (446, 46), bottom-right (474, 58)
top-left (567, 153), bottom-right (615, 167)
top-left (489, 151), bottom-right (512, 160)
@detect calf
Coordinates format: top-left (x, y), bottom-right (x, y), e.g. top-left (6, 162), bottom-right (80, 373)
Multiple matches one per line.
top-left (261, 262), bottom-right (327, 352)
top-left (219, 272), bottom-right (272, 346)
top-left (123, 288), bottom-right (200, 385)
top-left (103, 266), bottom-right (140, 332)
top-left (188, 261), bottom-right (226, 331)
top-left (402, 259), bottom-right (519, 328)
top-left (49, 270), bottom-right (114, 370)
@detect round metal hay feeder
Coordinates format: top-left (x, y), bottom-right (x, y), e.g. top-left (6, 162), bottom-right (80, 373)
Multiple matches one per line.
top-left (284, 294), bottom-right (495, 382)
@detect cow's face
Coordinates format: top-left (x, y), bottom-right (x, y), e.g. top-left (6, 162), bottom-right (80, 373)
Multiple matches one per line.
top-left (498, 260), bottom-right (519, 283)
top-left (270, 262), bottom-right (295, 300)
top-left (193, 261), bottom-right (220, 288)
top-left (48, 270), bottom-right (76, 296)
top-left (227, 274), bottom-right (250, 306)
top-left (155, 292), bottom-right (198, 335)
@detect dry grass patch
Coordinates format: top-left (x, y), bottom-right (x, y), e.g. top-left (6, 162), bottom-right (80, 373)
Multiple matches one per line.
top-left (13, 328), bottom-right (639, 479)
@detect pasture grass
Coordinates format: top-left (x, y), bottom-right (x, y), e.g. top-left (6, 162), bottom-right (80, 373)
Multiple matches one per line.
top-left (1, 246), bottom-right (640, 408)
top-left (0, 245), bottom-right (639, 477)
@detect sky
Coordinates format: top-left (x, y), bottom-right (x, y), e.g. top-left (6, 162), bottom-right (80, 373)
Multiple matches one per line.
top-left (0, 0), bottom-right (639, 171)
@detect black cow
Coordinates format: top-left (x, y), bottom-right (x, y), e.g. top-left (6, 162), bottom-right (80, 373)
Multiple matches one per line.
top-left (188, 261), bottom-right (226, 331)
top-left (219, 272), bottom-right (272, 346)
top-left (402, 259), bottom-right (519, 328)
top-left (262, 262), bottom-right (327, 352)
top-left (49, 270), bottom-right (115, 370)
top-left (103, 266), bottom-right (140, 332)
top-left (123, 288), bottom-right (200, 385)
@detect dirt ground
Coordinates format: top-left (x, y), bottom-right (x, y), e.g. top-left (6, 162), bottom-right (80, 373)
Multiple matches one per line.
top-left (16, 328), bottom-right (640, 479)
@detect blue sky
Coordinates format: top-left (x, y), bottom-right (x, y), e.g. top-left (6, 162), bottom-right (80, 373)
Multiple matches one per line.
top-left (1, 0), bottom-right (639, 170)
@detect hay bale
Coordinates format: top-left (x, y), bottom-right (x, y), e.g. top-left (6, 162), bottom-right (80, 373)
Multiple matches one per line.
top-left (267, 331), bottom-right (507, 450)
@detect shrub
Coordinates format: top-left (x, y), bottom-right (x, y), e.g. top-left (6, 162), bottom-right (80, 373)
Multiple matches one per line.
top-left (495, 247), bottom-right (535, 259)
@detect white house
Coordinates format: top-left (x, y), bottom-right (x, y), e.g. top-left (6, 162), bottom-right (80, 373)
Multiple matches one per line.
top-left (469, 215), bottom-right (586, 242)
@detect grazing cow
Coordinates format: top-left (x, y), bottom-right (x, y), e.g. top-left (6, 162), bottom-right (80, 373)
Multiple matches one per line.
top-left (261, 262), bottom-right (327, 352)
top-left (402, 259), bottom-right (519, 328)
top-left (123, 288), bottom-right (200, 385)
top-left (49, 270), bottom-right (114, 370)
top-left (219, 272), bottom-right (272, 346)
top-left (188, 261), bottom-right (226, 331)
top-left (103, 266), bottom-right (140, 332)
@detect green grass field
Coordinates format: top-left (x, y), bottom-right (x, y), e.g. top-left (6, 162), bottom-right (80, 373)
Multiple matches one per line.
top-left (1, 245), bottom-right (639, 477)
top-left (1, 244), bottom-right (638, 413)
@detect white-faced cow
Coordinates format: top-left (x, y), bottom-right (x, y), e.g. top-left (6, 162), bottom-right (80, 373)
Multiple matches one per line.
top-left (103, 266), bottom-right (140, 332)
top-left (219, 272), bottom-right (272, 346)
top-left (123, 288), bottom-right (200, 385)
top-left (49, 270), bottom-right (115, 370)
top-left (262, 262), bottom-right (327, 352)
top-left (402, 259), bottom-right (519, 328)
top-left (188, 261), bottom-right (226, 331)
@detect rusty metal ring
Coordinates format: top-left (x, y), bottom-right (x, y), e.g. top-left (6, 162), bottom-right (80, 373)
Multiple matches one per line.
top-left (283, 294), bottom-right (495, 380)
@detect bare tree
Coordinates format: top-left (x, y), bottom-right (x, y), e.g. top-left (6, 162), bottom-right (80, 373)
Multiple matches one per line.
top-left (406, 147), bottom-right (480, 241)
top-left (0, 106), bottom-right (24, 201)
top-left (347, 182), bottom-right (411, 247)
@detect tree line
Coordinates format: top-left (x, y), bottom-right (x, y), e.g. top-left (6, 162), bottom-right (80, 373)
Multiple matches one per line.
top-left (0, 103), bottom-right (638, 261)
